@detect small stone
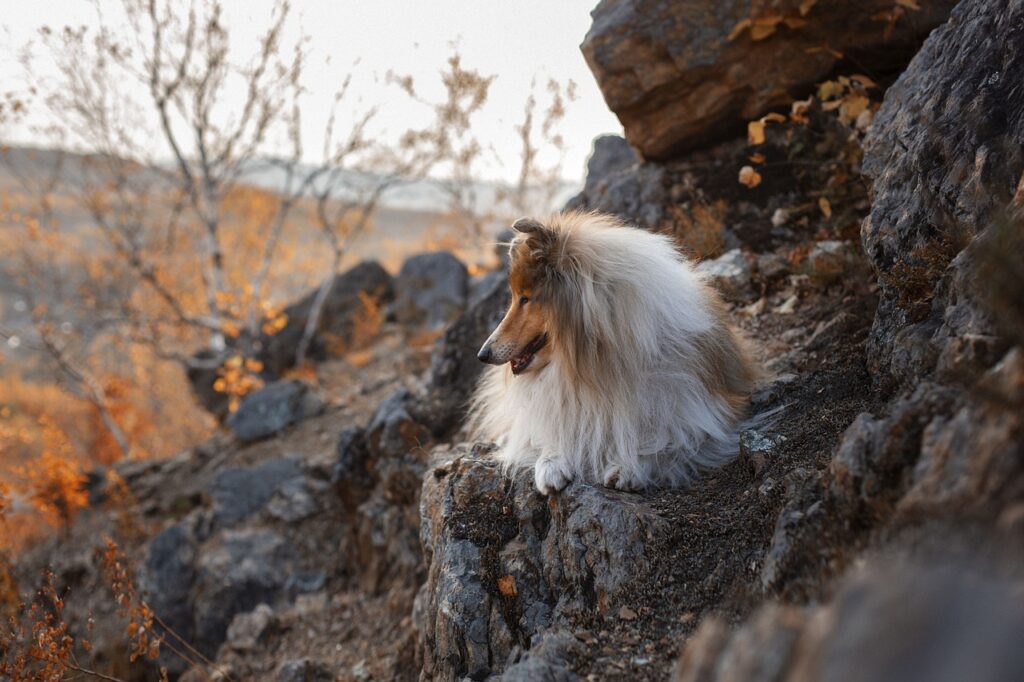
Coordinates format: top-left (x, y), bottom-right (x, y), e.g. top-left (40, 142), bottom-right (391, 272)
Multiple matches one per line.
top-left (696, 249), bottom-right (752, 299)
top-left (618, 606), bottom-right (638, 621)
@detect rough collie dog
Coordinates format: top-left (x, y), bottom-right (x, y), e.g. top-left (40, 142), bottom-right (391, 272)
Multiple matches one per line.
top-left (469, 211), bottom-right (759, 494)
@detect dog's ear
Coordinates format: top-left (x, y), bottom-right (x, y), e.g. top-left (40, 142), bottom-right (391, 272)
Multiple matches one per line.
top-left (511, 217), bottom-right (545, 234)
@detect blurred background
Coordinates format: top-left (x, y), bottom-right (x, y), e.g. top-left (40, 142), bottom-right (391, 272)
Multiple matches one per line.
top-left (0, 0), bottom-right (618, 537)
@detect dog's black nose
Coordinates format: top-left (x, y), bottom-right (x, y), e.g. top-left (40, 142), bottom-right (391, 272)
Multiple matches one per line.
top-left (477, 346), bottom-right (493, 363)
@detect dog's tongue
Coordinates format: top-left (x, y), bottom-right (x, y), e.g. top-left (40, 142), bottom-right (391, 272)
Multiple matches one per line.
top-left (510, 354), bottom-right (529, 375)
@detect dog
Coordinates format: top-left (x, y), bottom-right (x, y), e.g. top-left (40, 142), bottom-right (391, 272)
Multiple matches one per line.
top-left (469, 211), bottom-right (759, 494)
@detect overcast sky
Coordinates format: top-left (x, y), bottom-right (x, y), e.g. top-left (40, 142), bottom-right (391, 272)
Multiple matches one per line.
top-left (0, 0), bottom-right (622, 183)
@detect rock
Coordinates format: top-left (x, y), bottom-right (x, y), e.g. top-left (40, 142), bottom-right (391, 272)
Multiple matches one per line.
top-left (756, 252), bottom-right (790, 282)
top-left (568, 134), bottom-right (639, 205)
top-left (583, 0), bottom-right (956, 159)
top-left (276, 658), bottom-right (334, 682)
top-left (333, 427), bottom-right (374, 510)
top-left (393, 251), bottom-right (470, 329)
top-left (740, 429), bottom-right (786, 476)
top-left (567, 152), bottom-right (667, 230)
top-left (675, 558), bottom-right (1024, 682)
top-left (416, 451), bottom-right (670, 680)
top-left (801, 240), bottom-right (850, 284)
top-left (266, 476), bottom-right (318, 523)
top-left (861, 0), bottom-right (1024, 388)
top-left (210, 457), bottom-right (304, 526)
top-left (259, 260), bottom-right (394, 374)
top-left (192, 528), bottom-right (299, 657)
top-left (226, 380), bottom-right (323, 442)
top-left (223, 604), bottom-right (276, 652)
top-left (411, 272), bottom-right (511, 438)
top-left (143, 523), bottom-right (197, 675)
top-left (500, 630), bottom-right (582, 682)
top-left (696, 249), bottom-right (751, 299)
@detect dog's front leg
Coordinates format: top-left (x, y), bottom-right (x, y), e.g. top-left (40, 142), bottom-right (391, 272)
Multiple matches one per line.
top-left (534, 455), bottom-right (574, 495)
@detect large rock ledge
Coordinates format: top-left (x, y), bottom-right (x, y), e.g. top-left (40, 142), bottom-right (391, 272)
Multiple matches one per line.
top-left (415, 450), bottom-right (670, 680)
top-left (583, 0), bottom-right (955, 159)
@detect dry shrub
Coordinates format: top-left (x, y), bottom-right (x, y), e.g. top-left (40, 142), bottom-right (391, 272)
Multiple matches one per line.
top-left (406, 327), bottom-right (445, 350)
top-left (212, 356), bottom-right (266, 413)
top-left (669, 200), bottom-right (728, 260)
top-left (350, 292), bottom-right (384, 351)
top-left (18, 448), bottom-right (88, 531)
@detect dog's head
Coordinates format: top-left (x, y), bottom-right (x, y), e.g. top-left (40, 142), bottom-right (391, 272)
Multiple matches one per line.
top-left (477, 217), bottom-right (557, 375)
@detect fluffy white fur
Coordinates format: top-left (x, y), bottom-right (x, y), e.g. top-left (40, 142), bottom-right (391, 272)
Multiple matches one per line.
top-left (470, 212), bottom-right (756, 494)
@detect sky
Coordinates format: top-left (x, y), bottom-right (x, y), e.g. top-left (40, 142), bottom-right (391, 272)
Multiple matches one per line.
top-left (0, 0), bottom-right (623, 184)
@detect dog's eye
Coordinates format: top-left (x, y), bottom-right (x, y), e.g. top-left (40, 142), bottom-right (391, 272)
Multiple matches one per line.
top-left (519, 296), bottom-right (529, 305)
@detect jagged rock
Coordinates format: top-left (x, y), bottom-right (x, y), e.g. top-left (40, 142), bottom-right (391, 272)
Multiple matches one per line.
top-left (266, 476), bottom-right (319, 523)
top-left (143, 523), bottom-right (197, 675)
top-left (394, 251), bottom-right (470, 329)
top-left (366, 390), bottom-right (431, 460)
top-left (192, 529), bottom-right (300, 658)
top-left (566, 146), bottom-right (667, 230)
top-left (696, 249), bottom-right (752, 299)
top-left (333, 427), bottom-right (374, 510)
top-left (226, 380), bottom-right (323, 442)
top-left (416, 451), bottom-right (670, 680)
top-left (276, 658), bottom-right (335, 682)
top-left (675, 558), bottom-right (1024, 682)
top-left (861, 0), bottom-right (1024, 388)
top-left (210, 457), bottom-right (304, 526)
top-left (583, 0), bottom-right (956, 159)
top-left (411, 273), bottom-right (511, 438)
top-left (260, 260), bottom-right (395, 374)
top-left (828, 384), bottom-right (956, 519)
top-left (566, 134), bottom-right (639, 208)
top-left (500, 630), bottom-right (582, 682)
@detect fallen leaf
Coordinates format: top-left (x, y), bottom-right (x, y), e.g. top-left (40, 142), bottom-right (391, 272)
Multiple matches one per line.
top-left (818, 197), bottom-right (832, 218)
top-left (750, 16), bottom-right (782, 41)
top-left (790, 97), bottom-right (813, 125)
top-left (618, 606), bottom-right (637, 621)
top-left (497, 575), bottom-right (517, 597)
top-left (739, 166), bottom-right (762, 188)
top-left (747, 120), bottom-right (766, 145)
top-left (839, 94), bottom-right (870, 124)
top-left (763, 112), bottom-right (787, 124)
top-left (727, 18), bottom-right (752, 41)
top-left (896, 0), bottom-right (920, 9)
top-left (817, 80), bottom-right (844, 101)
top-left (783, 17), bottom-right (808, 29)
top-left (799, 0), bottom-right (818, 16)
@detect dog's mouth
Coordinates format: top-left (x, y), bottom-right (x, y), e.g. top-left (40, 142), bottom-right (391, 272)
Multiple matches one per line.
top-left (510, 334), bottom-right (548, 375)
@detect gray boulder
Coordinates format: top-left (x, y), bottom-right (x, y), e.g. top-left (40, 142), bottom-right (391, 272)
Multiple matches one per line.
top-left (394, 251), bottom-right (469, 329)
top-left (192, 528), bottom-right (299, 657)
top-left (226, 380), bottom-right (323, 442)
top-left (210, 457), bottom-right (304, 526)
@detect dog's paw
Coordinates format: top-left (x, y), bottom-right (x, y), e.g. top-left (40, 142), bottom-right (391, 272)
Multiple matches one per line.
top-left (534, 457), bottom-right (573, 495)
top-left (602, 466), bottom-right (643, 492)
